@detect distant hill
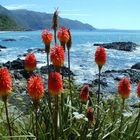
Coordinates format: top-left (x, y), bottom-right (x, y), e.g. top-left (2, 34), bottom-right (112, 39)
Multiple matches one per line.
top-left (0, 14), bottom-right (21, 31)
top-left (0, 5), bottom-right (96, 31)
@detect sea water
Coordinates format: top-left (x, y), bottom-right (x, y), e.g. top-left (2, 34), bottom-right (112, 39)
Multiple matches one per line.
top-left (1, 30), bottom-right (140, 83)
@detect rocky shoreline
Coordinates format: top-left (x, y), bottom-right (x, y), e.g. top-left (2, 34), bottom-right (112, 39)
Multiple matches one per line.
top-left (1, 57), bottom-right (140, 97)
top-left (0, 58), bottom-right (74, 112)
top-left (0, 41), bottom-right (140, 110)
top-left (94, 42), bottom-right (138, 51)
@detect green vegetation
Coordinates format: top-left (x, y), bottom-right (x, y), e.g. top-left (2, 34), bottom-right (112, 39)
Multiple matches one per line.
top-left (0, 14), bottom-right (21, 31)
top-left (0, 80), bottom-right (140, 140)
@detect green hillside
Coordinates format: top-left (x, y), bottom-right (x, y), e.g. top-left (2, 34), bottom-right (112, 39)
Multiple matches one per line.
top-left (0, 14), bottom-right (21, 31)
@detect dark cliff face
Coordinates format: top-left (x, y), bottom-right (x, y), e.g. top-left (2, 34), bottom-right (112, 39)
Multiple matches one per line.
top-left (0, 5), bottom-right (96, 31)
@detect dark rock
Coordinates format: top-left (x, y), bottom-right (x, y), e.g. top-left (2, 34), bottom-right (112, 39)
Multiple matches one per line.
top-left (18, 48), bottom-right (45, 58)
top-left (19, 70), bottom-right (34, 79)
top-left (101, 69), bottom-right (140, 83)
top-left (26, 48), bottom-right (45, 53)
top-left (0, 45), bottom-right (7, 49)
top-left (2, 39), bottom-right (16, 41)
top-left (17, 53), bottom-right (27, 58)
top-left (4, 58), bottom-right (24, 70)
top-left (40, 64), bottom-right (74, 77)
top-left (94, 42), bottom-right (138, 52)
top-left (94, 78), bottom-right (108, 86)
top-left (27, 49), bottom-right (33, 53)
top-left (92, 69), bottom-right (140, 94)
top-left (131, 63), bottom-right (140, 70)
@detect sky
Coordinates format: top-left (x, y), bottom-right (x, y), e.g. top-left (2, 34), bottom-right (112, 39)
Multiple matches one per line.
top-left (1, 0), bottom-right (140, 30)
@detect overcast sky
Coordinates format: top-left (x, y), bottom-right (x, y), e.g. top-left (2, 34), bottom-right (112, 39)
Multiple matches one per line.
top-left (1, 0), bottom-right (140, 30)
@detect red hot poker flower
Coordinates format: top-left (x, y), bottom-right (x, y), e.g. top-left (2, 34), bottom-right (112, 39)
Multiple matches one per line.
top-left (118, 77), bottom-right (131, 99)
top-left (25, 53), bottom-right (37, 72)
top-left (137, 81), bottom-right (140, 98)
top-left (95, 46), bottom-right (106, 68)
top-left (57, 26), bottom-right (69, 50)
top-left (41, 29), bottom-right (53, 53)
top-left (28, 75), bottom-right (44, 101)
top-left (87, 107), bottom-right (94, 123)
top-left (0, 67), bottom-right (12, 98)
top-left (48, 72), bottom-right (63, 96)
top-left (80, 85), bottom-right (89, 102)
top-left (50, 45), bottom-right (65, 68)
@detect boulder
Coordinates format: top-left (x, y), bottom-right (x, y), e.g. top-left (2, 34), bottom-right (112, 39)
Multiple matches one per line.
top-left (26, 48), bottom-right (45, 53)
top-left (0, 45), bottom-right (7, 49)
top-left (4, 58), bottom-right (24, 70)
top-left (94, 42), bottom-right (138, 52)
top-left (131, 63), bottom-right (140, 70)
top-left (92, 69), bottom-right (140, 94)
top-left (40, 64), bottom-right (74, 77)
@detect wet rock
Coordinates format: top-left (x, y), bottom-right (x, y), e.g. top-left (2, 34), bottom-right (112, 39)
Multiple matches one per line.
top-left (94, 42), bottom-right (138, 52)
top-left (40, 64), bottom-right (74, 77)
top-left (0, 45), bottom-right (7, 51)
top-left (13, 70), bottom-right (31, 80)
top-left (4, 58), bottom-right (24, 70)
top-left (27, 48), bottom-right (45, 53)
top-left (0, 45), bottom-right (7, 49)
top-left (92, 69), bottom-right (140, 94)
top-left (18, 48), bottom-right (45, 58)
top-left (2, 39), bottom-right (16, 41)
top-left (131, 63), bottom-right (140, 70)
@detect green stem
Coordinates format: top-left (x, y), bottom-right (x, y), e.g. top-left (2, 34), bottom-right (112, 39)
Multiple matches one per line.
top-left (54, 29), bottom-right (57, 44)
top-left (118, 98), bottom-right (125, 138)
top-left (131, 109), bottom-right (140, 139)
top-left (54, 95), bottom-right (59, 140)
top-left (97, 66), bottom-right (101, 120)
top-left (79, 102), bottom-right (83, 113)
top-left (47, 53), bottom-right (50, 74)
top-left (34, 101), bottom-right (39, 140)
top-left (60, 93), bottom-right (63, 136)
top-left (68, 49), bottom-right (70, 70)
top-left (68, 49), bottom-right (72, 103)
top-left (82, 123), bottom-right (89, 140)
top-left (4, 98), bottom-right (12, 140)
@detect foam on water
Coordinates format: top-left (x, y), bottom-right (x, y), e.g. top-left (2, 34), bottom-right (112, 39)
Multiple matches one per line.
top-left (1, 30), bottom-right (140, 84)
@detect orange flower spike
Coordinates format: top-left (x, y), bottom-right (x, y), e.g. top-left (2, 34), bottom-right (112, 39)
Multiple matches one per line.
top-left (25, 53), bottom-right (37, 72)
top-left (137, 81), bottom-right (140, 98)
top-left (80, 85), bottom-right (89, 102)
top-left (41, 29), bottom-right (53, 53)
top-left (118, 77), bottom-right (131, 99)
top-left (57, 26), bottom-right (69, 50)
top-left (95, 46), bottom-right (106, 68)
top-left (48, 72), bottom-right (63, 96)
top-left (50, 45), bottom-right (65, 68)
top-left (0, 67), bottom-right (12, 98)
top-left (28, 75), bottom-right (44, 101)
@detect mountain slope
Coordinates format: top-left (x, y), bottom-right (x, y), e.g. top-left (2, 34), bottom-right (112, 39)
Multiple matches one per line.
top-left (0, 5), bottom-right (96, 31)
top-left (11, 9), bottom-right (95, 30)
top-left (0, 14), bottom-right (21, 31)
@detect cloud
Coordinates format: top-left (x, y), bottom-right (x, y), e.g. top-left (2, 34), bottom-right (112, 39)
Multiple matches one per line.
top-left (5, 4), bottom-right (36, 10)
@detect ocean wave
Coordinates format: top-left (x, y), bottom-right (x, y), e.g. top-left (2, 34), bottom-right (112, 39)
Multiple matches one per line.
top-left (18, 36), bottom-right (31, 40)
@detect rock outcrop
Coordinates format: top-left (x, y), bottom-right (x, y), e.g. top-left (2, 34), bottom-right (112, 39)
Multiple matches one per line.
top-left (94, 42), bottom-right (138, 52)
